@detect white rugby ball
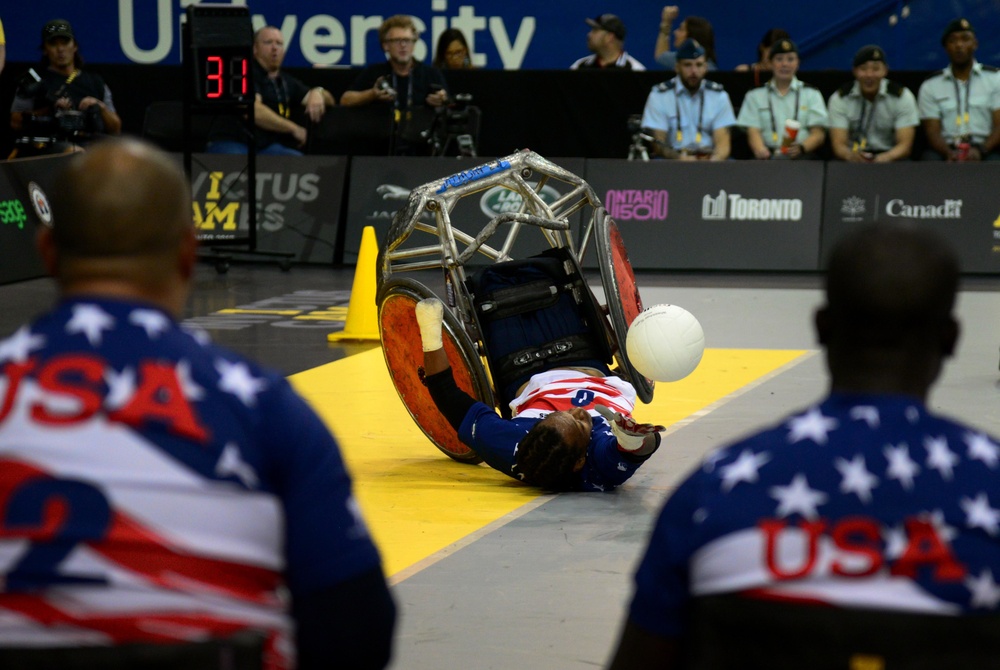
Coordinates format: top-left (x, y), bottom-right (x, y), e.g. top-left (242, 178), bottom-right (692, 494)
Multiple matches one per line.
top-left (625, 304), bottom-right (705, 382)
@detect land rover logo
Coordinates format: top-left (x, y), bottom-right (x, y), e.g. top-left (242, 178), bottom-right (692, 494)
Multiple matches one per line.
top-left (479, 183), bottom-right (562, 217)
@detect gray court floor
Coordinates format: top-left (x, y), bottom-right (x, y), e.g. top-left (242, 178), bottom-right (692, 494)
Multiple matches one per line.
top-left (2, 265), bottom-right (999, 669)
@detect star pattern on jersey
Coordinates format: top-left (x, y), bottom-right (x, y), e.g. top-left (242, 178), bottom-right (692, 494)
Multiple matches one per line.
top-left (966, 569), bottom-right (1000, 609)
top-left (849, 405), bottom-right (879, 429)
top-left (964, 432), bottom-right (1000, 469)
top-left (702, 449), bottom-right (728, 473)
top-left (0, 326), bottom-right (46, 364)
top-left (884, 442), bottom-right (920, 490)
top-left (65, 304), bottom-right (115, 347)
top-left (215, 359), bottom-right (267, 407)
top-left (960, 493), bottom-right (1000, 536)
top-left (786, 408), bottom-right (839, 445)
top-left (104, 367), bottom-right (136, 410)
top-left (834, 454), bottom-right (879, 503)
top-left (924, 435), bottom-right (958, 481)
top-left (129, 309), bottom-right (171, 339)
top-left (719, 449), bottom-right (771, 492)
top-left (769, 473), bottom-right (828, 519)
top-left (176, 360), bottom-right (205, 402)
top-left (215, 442), bottom-right (259, 489)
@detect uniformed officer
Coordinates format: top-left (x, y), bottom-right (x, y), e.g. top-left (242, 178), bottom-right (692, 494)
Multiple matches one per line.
top-left (828, 45), bottom-right (919, 162)
top-left (639, 39), bottom-right (736, 160)
top-left (917, 18), bottom-right (1000, 161)
top-left (736, 39), bottom-right (828, 159)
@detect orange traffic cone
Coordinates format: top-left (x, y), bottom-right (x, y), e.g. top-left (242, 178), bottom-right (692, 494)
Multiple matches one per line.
top-left (328, 226), bottom-right (380, 342)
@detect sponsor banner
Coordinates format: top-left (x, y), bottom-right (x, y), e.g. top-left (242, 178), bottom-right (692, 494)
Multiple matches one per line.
top-left (584, 160), bottom-right (824, 270)
top-left (344, 156), bottom-right (585, 266)
top-left (821, 163), bottom-right (1000, 273)
top-left (0, 155), bottom-right (71, 284)
top-left (180, 153), bottom-right (347, 264)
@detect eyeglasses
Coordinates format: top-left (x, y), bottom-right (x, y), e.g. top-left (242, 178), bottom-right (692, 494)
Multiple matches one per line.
top-left (385, 38), bottom-right (416, 46)
top-left (445, 49), bottom-right (468, 59)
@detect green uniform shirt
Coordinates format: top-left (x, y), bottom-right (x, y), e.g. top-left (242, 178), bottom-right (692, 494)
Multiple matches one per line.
top-left (828, 79), bottom-right (919, 153)
top-left (917, 61), bottom-right (1000, 145)
top-left (737, 76), bottom-right (829, 150)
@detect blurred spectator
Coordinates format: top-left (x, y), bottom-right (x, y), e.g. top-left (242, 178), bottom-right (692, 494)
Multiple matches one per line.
top-left (917, 18), bottom-right (1000, 161)
top-left (206, 26), bottom-right (335, 156)
top-left (341, 15), bottom-right (449, 154)
top-left (735, 28), bottom-right (790, 86)
top-left (736, 39), bottom-right (828, 159)
top-left (654, 7), bottom-right (717, 71)
top-left (828, 45), bottom-right (918, 162)
top-left (10, 19), bottom-right (121, 156)
top-left (434, 28), bottom-right (474, 69)
top-left (571, 14), bottom-right (645, 70)
top-left (0, 137), bottom-right (397, 669)
top-left (640, 39), bottom-right (736, 160)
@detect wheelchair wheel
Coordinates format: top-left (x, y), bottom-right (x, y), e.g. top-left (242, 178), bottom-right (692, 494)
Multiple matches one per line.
top-left (378, 277), bottom-right (492, 464)
top-left (595, 208), bottom-right (655, 403)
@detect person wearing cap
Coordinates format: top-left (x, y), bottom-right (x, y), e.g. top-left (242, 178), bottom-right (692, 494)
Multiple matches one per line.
top-left (206, 25), bottom-right (336, 156)
top-left (639, 38), bottom-right (736, 160)
top-left (0, 137), bottom-right (397, 668)
top-left (917, 18), bottom-right (1000, 161)
top-left (10, 19), bottom-right (121, 153)
top-left (827, 45), bottom-right (919, 162)
top-left (570, 14), bottom-right (646, 70)
top-left (736, 39), bottom-right (828, 160)
top-left (653, 7), bottom-right (717, 72)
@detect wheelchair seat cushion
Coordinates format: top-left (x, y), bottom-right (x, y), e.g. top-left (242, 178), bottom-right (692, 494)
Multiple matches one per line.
top-left (465, 248), bottom-right (613, 409)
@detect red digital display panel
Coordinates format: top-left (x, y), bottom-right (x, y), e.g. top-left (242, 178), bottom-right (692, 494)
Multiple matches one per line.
top-left (197, 50), bottom-right (251, 103)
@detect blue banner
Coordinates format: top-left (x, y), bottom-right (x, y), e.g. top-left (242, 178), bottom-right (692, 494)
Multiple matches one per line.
top-left (4, 0), bottom-right (999, 71)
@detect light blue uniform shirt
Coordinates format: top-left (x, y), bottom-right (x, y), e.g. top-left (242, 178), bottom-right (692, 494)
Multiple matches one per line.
top-left (641, 77), bottom-right (736, 153)
top-left (737, 76), bottom-right (829, 150)
top-left (917, 61), bottom-right (1000, 145)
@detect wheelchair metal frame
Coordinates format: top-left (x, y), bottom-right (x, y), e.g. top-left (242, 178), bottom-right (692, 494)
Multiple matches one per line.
top-left (376, 150), bottom-right (653, 462)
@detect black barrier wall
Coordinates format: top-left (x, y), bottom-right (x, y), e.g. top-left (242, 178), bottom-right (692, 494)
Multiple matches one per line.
top-left (0, 155), bottom-right (69, 284)
top-left (4, 153), bottom-right (1000, 277)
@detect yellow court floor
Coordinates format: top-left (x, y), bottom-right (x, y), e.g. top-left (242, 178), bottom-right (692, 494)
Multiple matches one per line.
top-left (290, 346), bottom-right (811, 580)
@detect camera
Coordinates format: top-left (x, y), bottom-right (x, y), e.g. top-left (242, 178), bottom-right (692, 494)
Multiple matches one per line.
top-left (375, 77), bottom-right (397, 98)
top-left (13, 68), bottom-right (106, 156)
top-left (423, 93), bottom-right (479, 157)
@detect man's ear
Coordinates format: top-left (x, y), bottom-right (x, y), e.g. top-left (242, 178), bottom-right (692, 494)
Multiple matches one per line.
top-left (35, 225), bottom-right (58, 277)
top-left (814, 306), bottom-right (831, 346)
top-left (178, 226), bottom-right (198, 282)
top-left (941, 316), bottom-right (959, 358)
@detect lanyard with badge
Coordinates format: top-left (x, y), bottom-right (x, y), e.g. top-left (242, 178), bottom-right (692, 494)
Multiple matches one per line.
top-left (267, 76), bottom-right (290, 118)
top-left (952, 75), bottom-right (972, 137)
top-left (852, 95), bottom-right (878, 152)
top-left (392, 72), bottom-right (414, 124)
top-left (673, 83), bottom-right (704, 147)
top-left (767, 86), bottom-right (800, 144)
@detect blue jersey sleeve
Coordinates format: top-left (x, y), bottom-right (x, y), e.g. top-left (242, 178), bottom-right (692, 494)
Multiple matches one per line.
top-left (261, 378), bottom-right (384, 594)
top-left (627, 471), bottom-right (704, 636)
top-left (459, 402), bottom-right (532, 479)
top-left (577, 419), bottom-right (645, 491)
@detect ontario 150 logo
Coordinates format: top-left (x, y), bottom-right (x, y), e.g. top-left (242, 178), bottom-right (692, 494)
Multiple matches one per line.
top-left (479, 182), bottom-right (562, 217)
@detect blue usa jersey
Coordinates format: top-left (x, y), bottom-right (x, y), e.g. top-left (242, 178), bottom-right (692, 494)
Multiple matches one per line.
top-left (0, 297), bottom-right (383, 669)
top-left (629, 393), bottom-right (1000, 638)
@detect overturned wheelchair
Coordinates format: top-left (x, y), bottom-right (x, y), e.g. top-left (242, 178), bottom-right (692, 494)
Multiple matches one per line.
top-left (376, 150), bottom-right (653, 464)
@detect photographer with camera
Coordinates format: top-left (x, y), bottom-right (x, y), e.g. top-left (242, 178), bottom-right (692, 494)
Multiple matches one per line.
top-left (10, 19), bottom-right (121, 157)
top-left (340, 15), bottom-right (449, 155)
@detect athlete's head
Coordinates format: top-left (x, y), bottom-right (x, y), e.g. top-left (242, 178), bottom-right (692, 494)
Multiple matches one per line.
top-left (39, 137), bottom-right (197, 317)
top-left (816, 223), bottom-right (959, 400)
top-left (514, 408), bottom-right (591, 490)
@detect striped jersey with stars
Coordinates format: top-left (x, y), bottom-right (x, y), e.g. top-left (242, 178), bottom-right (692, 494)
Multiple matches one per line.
top-left (0, 297), bottom-right (382, 669)
top-left (627, 392), bottom-right (1000, 638)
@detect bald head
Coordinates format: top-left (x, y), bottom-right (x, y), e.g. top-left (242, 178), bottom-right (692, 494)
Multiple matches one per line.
top-left (43, 138), bottom-right (196, 311)
top-left (817, 223), bottom-right (960, 397)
